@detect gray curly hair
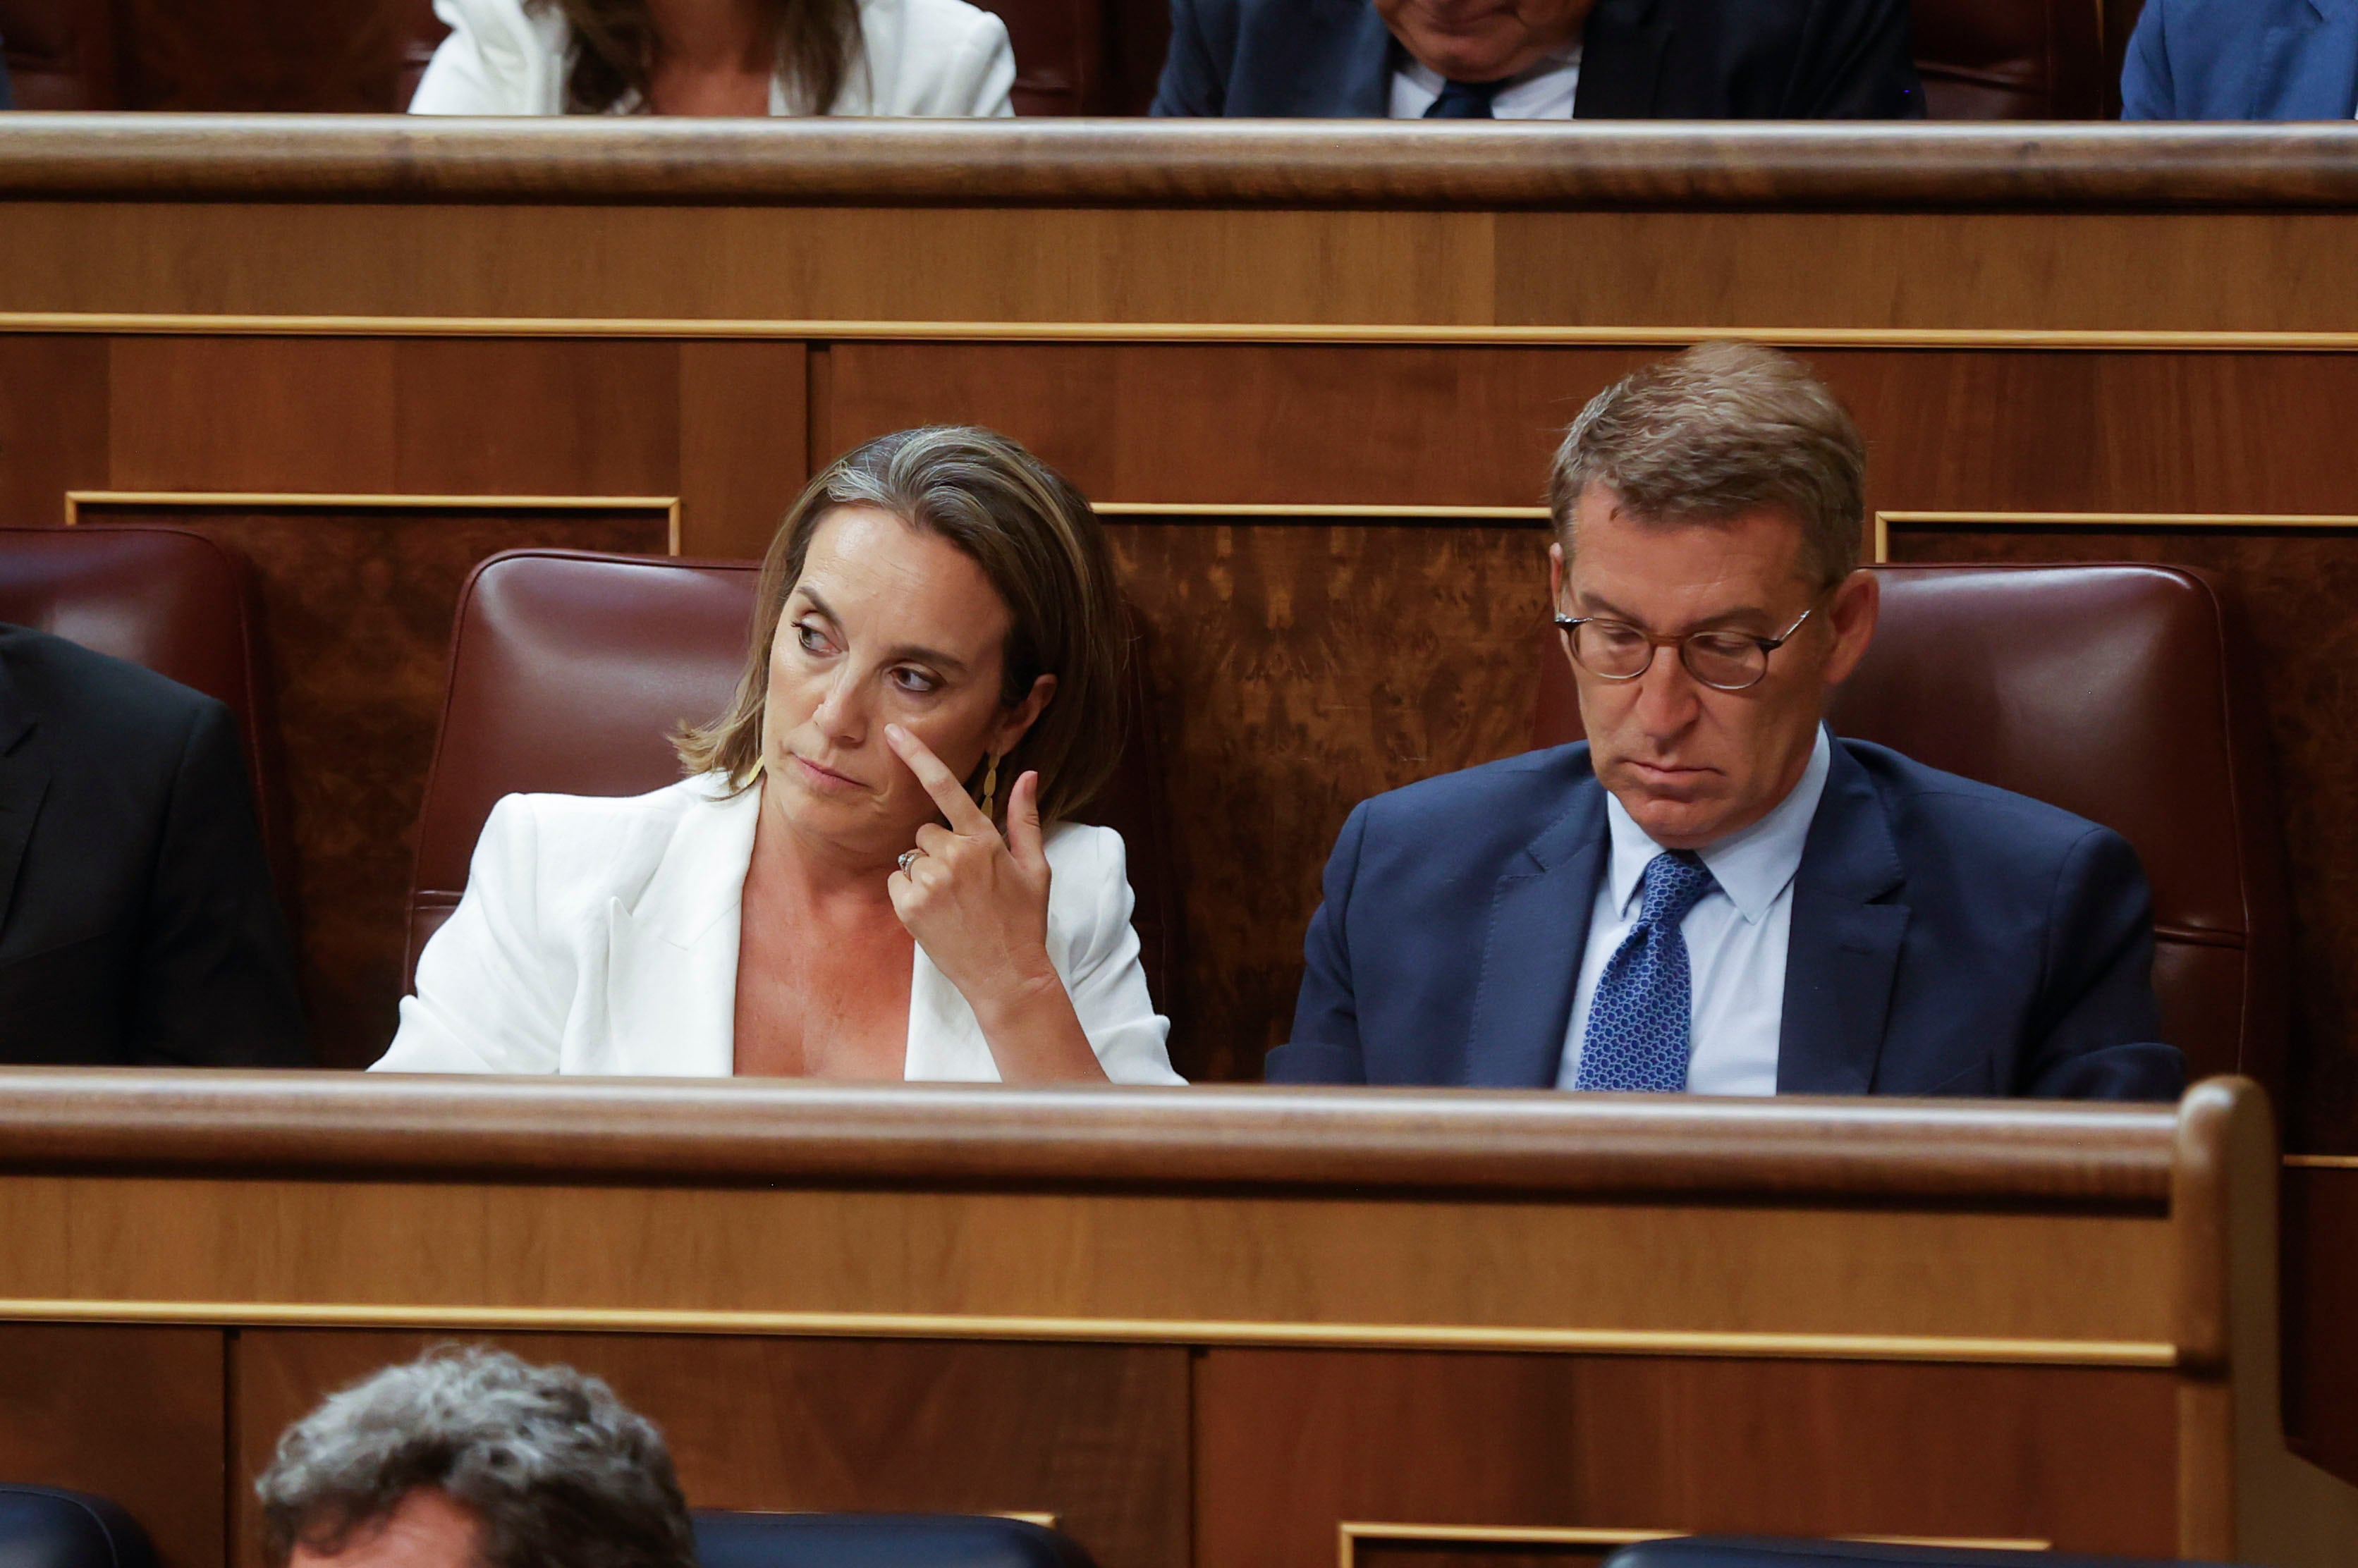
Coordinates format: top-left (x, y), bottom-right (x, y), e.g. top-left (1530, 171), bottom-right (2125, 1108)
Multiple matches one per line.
top-left (255, 1345), bottom-right (697, 1568)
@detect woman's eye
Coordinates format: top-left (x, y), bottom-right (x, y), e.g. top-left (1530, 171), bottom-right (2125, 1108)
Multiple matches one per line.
top-left (794, 622), bottom-right (831, 654)
top-left (891, 668), bottom-right (941, 695)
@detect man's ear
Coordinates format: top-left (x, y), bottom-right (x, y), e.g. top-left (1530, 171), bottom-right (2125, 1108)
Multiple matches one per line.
top-left (1548, 539), bottom-right (1567, 611)
top-left (1819, 569), bottom-right (1880, 686)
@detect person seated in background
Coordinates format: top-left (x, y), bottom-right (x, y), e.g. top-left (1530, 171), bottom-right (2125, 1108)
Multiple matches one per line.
top-left (0, 623), bottom-right (307, 1067)
top-left (0, 46), bottom-right (13, 111)
top-left (374, 426), bottom-right (1181, 1085)
top-left (1152, 0), bottom-right (1922, 119)
top-left (2122, 0), bottom-right (2357, 121)
top-left (411, 0), bottom-right (1015, 117)
top-left (257, 1346), bottom-right (694, 1568)
top-left (1273, 343), bottom-right (2184, 1101)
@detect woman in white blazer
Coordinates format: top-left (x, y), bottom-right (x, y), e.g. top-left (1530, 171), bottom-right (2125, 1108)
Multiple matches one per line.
top-left (409, 0), bottom-right (1015, 118)
top-left (374, 427), bottom-right (1182, 1084)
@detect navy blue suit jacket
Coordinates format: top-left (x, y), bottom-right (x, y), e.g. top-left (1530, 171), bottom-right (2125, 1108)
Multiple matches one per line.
top-left (1272, 739), bottom-right (2184, 1100)
top-left (2123, 0), bottom-right (2358, 120)
top-left (1151, 0), bottom-right (1924, 118)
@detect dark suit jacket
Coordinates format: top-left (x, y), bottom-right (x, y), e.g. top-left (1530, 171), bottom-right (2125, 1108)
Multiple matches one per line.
top-left (0, 625), bottom-right (307, 1066)
top-left (0, 44), bottom-right (13, 111)
top-left (1273, 739), bottom-right (2183, 1100)
top-left (1151, 0), bottom-right (1924, 118)
top-left (2123, 0), bottom-right (2358, 120)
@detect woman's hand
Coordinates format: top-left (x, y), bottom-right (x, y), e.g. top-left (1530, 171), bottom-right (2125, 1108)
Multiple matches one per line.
top-left (884, 724), bottom-right (1106, 1081)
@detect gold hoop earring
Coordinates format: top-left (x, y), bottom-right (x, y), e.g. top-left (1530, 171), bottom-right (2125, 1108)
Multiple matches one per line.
top-left (979, 753), bottom-right (1000, 818)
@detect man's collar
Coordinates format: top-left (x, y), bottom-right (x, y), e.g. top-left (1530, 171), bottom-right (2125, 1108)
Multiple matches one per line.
top-left (1602, 725), bottom-right (1834, 924)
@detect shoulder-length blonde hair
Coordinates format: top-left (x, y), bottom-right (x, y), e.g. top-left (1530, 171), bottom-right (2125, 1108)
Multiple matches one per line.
top-left (677, 427), bottom-right (1128, 825)
top-left (533, 0), bottom-right (862, 117)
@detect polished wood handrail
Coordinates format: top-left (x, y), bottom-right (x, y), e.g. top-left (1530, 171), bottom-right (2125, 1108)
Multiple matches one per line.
top-left (0, 1067), bottom-right (2182, 1202)
top-left (3, 117), bottom-right (2358, 209)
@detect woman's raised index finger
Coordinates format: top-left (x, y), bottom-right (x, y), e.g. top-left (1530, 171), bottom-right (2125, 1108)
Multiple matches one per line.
top-left (885, 723), bottom-right (995, 835)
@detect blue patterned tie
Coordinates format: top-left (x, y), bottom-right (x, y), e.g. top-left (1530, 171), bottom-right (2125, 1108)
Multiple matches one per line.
top-left (1575, 852), bottom-right (1718, 1093)
top-left (1424, 79), bottom-right (1501, 118)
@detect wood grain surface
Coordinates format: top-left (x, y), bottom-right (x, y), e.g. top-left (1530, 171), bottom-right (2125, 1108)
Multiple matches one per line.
top-left (232, 1330), bottom-right (1190, 1568)
top-left (0, 1070), bottom-right (2182, 1203)
top-left (1195, 1349), bottom-right (2179, 1566)
top-left (0, 1325), bottom-right (225, 1568)
top-left (5, 119), bottom-right (2358, 209)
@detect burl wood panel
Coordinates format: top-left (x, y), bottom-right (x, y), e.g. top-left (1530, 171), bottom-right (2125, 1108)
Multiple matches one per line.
top-left (232, 1330), bottom-right (1190, 1568)
top-left (1195, 1349), bottom-right (2179, 1568)
top-left (1354, 1549), bottom-right (1613, 1568)
top-left (82, 503), bottom-right (671, 1068)
top-left (1886, 525), bottom-right (2358, 1153)
top-left (0, 1324), bottom-right (226, 1568)
top-left (2285, 1164), bottom-right (2358, 1486)
top-left (1109, 522), bottom-right (1552, 1082)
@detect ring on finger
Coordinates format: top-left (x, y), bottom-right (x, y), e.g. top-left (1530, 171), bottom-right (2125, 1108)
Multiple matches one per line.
top-left (897, 848), bottom-right (926, 874)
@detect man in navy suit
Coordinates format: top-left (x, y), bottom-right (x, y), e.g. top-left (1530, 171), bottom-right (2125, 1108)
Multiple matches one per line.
top-left (1151, 0), bottom-right (1922, 118)
top-left (1272, 343), bottom-right (2182, 1100)
top-left (2123, 0), bottom-right (2358, 119)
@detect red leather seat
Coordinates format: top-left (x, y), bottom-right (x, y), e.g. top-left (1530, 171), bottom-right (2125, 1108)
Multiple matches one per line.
top-left (0, 525), bottom-right (294, 901)
top-left (407, 549), bottom-right (1178, 1015)
top-left (0, 0), bottom-right (120, 109)
top-left (1911, 0), bottom-right (2109, 118)
top-left (1532, 563), bottom-right (2288, 1096)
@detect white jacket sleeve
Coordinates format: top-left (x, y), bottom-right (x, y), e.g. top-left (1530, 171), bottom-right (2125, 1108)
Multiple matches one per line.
top-left (408, 0), bottom-right (552, 114)
top-left (372, 795), bottom-right (572, 1072)
top-left (1056, 826), bottom-right (1185, 1085)
top-left (953, 11), bottom-right (1018, 118)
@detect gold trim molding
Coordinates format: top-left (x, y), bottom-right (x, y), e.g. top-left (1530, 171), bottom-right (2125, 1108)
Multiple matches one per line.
top-left (1874, 509), bottom-right (2358, 563)
top-left (66, 489), bottom-right (685, 554)
top-left (8, 313), bottom-right (2358, 352)
top-left (2287, 1155), bottom-right (2358, 1170)
top-left (1336, 1522), bottom-right (2051, 1567)
top-left (0, 1299), bottom-right (2181, 1366)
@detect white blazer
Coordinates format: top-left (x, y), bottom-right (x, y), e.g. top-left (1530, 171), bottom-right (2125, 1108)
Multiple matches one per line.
top-left (372, 775), bottom-right (1184, 1084)
top-left (408, 0), bottom-right (1017, 117)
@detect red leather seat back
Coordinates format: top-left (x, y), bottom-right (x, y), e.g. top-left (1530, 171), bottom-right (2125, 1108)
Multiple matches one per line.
top-left (977, 0), bottom-right (1100, 114)
top-left (0, 0), bottom-right (121, 108)
top-left (1912, 0), bottom-right (2108, 118)
top-left (408, 549), bottom-right (1178, 1017)
top-left (1532, 563), bottom-right (2288, 1094)
top-left (0, 525), bottom-right (294, 902)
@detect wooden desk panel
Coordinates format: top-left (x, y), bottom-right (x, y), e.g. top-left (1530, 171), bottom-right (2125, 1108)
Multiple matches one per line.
top-left (5, 117), bottom-right (2358, 1483)
top-left (0, 1073), bottom-right (2345, 1568)
top-left (230, 1331), bottom-right (1190, 1568)
top-left (0, 1325), bottom-right (224, 1568)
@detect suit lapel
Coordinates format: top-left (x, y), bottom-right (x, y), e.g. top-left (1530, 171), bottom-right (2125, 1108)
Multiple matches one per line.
top-left (1464, 778), bottom-right (1606, 1088)
top-left (600, 782), bottom-right (757, 1077)
top-left (1573, 0), bottom-right (1672, 118)
top-left (1336, 2), bottom-right (1398, 116)
top-left (1777, 743), bottom-right (1909, 1096)
top-left (0, 661), bottom-right (45, 941)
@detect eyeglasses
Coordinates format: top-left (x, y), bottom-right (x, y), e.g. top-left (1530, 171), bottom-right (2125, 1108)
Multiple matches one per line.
top-left (1553, 599), bottom-right (1821, 693)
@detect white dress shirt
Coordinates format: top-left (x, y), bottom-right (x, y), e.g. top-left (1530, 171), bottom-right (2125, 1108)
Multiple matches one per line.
top-left (372, 775), bottom-right (1183, 1084)
top-left (1558, 725), bottom-right (1834, 1096)
top-left (1388, 46), bottom-right (1582, 119)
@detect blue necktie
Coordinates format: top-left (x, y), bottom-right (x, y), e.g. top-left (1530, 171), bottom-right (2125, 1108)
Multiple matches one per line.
top-left (1424, 78), bottom-right (1501, 118)
top-left (1575, 852), bottom-right (1718, 1093)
